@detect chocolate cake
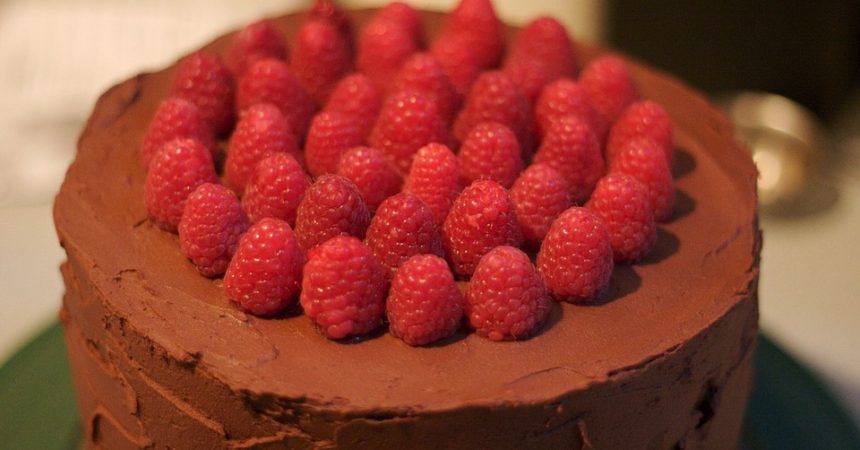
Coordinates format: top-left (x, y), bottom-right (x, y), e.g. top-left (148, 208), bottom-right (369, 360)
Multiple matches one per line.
top-left (54, 7), bottom-right (761, 450)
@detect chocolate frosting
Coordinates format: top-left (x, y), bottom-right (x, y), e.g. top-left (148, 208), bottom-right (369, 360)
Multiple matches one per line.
top-left (54, 9), bottom-right (761, 449)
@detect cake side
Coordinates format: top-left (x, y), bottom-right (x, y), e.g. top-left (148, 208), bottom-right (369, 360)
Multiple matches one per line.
top-left (54, 8), bottom-right (761, 449)
top-left (59, 251), bottom-right (757, 448)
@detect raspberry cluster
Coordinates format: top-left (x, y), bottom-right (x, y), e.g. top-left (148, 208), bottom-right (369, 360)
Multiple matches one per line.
top-left (141, 0), bottom-right (677, 346)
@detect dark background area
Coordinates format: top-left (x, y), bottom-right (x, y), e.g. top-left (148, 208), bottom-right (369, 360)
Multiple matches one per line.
top-left (609, 0), bottom-right (860, 121)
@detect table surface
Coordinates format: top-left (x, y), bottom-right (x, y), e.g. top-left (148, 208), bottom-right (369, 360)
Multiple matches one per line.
top-left (0, 0), bottom-right (858, 430)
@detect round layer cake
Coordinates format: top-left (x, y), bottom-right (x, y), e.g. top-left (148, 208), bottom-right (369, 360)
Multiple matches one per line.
top-left (54, 7), bottom-right (761, 450)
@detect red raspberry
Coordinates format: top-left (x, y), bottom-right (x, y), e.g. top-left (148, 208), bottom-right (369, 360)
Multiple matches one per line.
top-left (503, 17), bottom-right (578, 103)
top-left (365, 192), bottom-right (444, 279)
top-left (292, 19), bottom-right (352, 104)
top-left (242, 153), bottom-right (310, 225)
top-left (609, 137), bottom-right (675, 222)
top-left (534, 78), bottom-right (601, 138)
top-left (510, 163), bottom-right (571, 249)
top-left (294, 174), bottom-right (371, 251)
top-left (178, 183), bottom-right (250, 277)
top-left (308, 0), bottom-right (354, 52)
top-left (466, 246), bottom-right (551, 341)
top-left (443, 0), bottom-right (504, 70)
top-left (225, 103), bottom-right (300, 193)
top-left (304, 111), bottom-right (365, 178)
top-left (224, 218), bottom-right (304, 316)
top-left (226, 20), bottom-right (287, 78)
top-left (237, 58), bottom-right (316, 142)
top-left (429, 33), bottom-right (485, 98)
top-left (442, 180), bottom-right (523, 277)
top-left (140, 97), bottom-right (215, 168)
top-left (335, 146), bottom-right (403, 212)
top-left (585, 173), bottom-right (657, 263)
top-left (391, 53), bottom-right (461, 124)
top-left (387, 254), bottom-right (463, 346)
top-left (144, 138), bottom-right (218, 232)
top-left (169, 50), bottom-right (235, 136)
top-left (368, 90), bottom-right (451, 173)
top-left (323, 73), bottom-right (381, 137)
top-left (403, 143), bottom-right (461, 227)
top-left (533, 115), bottom-right (604, 204)
top-left (458, 122), bottom-right (523, 188)
top-left (356, 10), bottom-right (420, 90)
top-left (579, 55), bottom-right (639, 134)
top-left (606, 100), bottom-right (674, 167)
top-left (537, 207), bottom-right (613, 303)
top-left (376, 2), bottom-right (423, 46)
top-left (300, 236), bottom-right (387, 339)
top-left (453, 71), bottom-right (536, 159)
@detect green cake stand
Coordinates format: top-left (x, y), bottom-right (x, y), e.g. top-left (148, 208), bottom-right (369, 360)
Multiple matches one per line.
top-left (1, 323), bottom-right (858, 449)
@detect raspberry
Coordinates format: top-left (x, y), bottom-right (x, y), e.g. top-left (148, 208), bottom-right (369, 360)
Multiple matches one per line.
top-left (458, 122), bottom-right (523, 188)
top-left (443, 0), bottom-right (504, 70)
top-left (368, 90), bottom-right (451, 173)
top-left (403, 143), bottom-right (461, 226)
top-left (242, 153), bottom-right (310, 225)
top-left (429, 33), bottom-right (485, 98)
top-left (292, 19), bottom-right (352, 104)
top-left (178, 183), bottom-right (250, 277)
top-left (335, 146), bottom-right (403, 212)
top-left (453, 71), bottom-right (535, 159)
top-left (140, 97), bottom-right (215, 168)
top-left (609, 137), bottom-right (675, 222)
top-left (144, 138), bottom-right (218, 232)
top-left (226, 20), bottom-right (287, 78)
top-left (585, 173), bottom-right (657, 263)
top-left (387, 254), bottom-right (463, 346)
top-left (442, 180), bottom-right (522, 277)
top-left (356, 9), bottom-right (420, 90)
top-left (532, 115), bottom-right (604, 204)
top-left (308, 0), bottom-right (354, 52)
top-left (237, 58), bottom-right (316, 142)
top-left (537, 207), bottom-right (613, 303)
top-left (534, 78), bottom-right (601, 138)
top-left (323, 73), bottom-right (381, 137)
top-left (503, 17), bottom-right (578, 103)
top-left (300, 236), bottom-right (387, 339)
top-left (304, 111), bottom-right (365, 178)
top-left (365, 192), bottom-right (444, 279)
top-left (510, 163), bottom-right (571, 249)
top-left (376, 2), bottom-right (423, 45)
top-left (225, 103), bottom-right (300, 193)
top-left (579, 55), bottom-right (639, 134)
top-left (606, 100), bottom-right (674, 167)
top-left (224, 218), bottom-right (304, 316)
top-left (427, 0), bottom-right (505, 96)
top-left (466, 246), bottom-right (551, 341)
top-left (391, 52), bottom-right (460, 124)
top-left (294, 174), bottom-right (371, 251)
top-left (169, 50), bottom-right (235, 136)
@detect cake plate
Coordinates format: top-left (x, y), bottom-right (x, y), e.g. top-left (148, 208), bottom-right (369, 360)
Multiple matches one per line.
top-left (1, 322), bottom-right (858, 449)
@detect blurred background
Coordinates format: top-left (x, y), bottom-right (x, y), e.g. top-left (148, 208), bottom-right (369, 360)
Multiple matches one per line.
top-left (0, 0), bottom-right (858, 431)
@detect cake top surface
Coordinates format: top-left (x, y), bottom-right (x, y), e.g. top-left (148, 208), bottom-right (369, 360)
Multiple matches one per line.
top-left (54, 8), bottom-right (759, 412)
